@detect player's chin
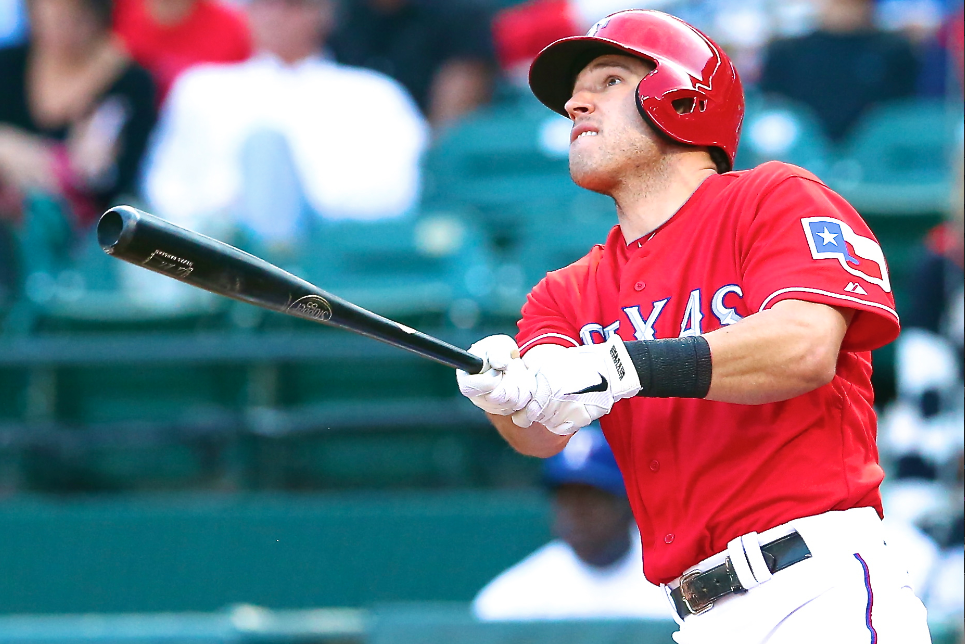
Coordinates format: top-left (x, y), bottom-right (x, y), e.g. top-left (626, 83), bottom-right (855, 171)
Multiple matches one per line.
top-left (569, 159), bottom-right (614, 194)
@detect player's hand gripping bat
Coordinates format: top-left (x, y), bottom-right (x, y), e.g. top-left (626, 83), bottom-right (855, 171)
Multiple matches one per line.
top-left (96, 206), bottom-right (485, 374)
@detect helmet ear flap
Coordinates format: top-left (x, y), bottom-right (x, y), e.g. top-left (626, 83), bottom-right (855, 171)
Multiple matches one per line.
top-left (633, 79), bottom-right (698, 139)
top-left (633, 61), bottom-right (708, 140)
top-left (633, 84), bottom-right (685, 148)
top-left (634, 80), bottom-right (733, 173)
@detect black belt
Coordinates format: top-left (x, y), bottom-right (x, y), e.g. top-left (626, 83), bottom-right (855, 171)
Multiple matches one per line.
top-left (669, 531), bottom-right (812, 618)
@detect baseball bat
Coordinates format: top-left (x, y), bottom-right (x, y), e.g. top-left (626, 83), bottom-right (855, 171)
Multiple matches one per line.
top-left (96, 206), bottom-right (485, 374)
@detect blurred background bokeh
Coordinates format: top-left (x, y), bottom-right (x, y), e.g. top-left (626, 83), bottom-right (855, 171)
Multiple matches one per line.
top-left (0, 0), bottom-right (961, 642)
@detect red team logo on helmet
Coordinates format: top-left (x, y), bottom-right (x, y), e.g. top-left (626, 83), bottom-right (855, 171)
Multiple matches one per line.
top-left (529, 10), bottom-right (745, 171)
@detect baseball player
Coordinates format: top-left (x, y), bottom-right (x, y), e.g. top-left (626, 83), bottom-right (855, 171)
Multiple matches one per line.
top-left (457, 10), bottom-right (932, 643)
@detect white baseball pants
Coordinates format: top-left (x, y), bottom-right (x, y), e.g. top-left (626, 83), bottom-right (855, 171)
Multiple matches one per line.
top-left (665, 507), bottom-right (932, 644)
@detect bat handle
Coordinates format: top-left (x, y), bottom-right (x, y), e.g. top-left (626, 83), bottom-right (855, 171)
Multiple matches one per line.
top-left (419, 337), bottom-right (484, 374)
top-left (449, 344), bottom-right (518, 374)
top-left (459, 353), bottom-right (486, 375)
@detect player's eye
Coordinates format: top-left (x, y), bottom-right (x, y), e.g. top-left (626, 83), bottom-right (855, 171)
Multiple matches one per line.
top-left (605, 75), bottom-right (621, 87)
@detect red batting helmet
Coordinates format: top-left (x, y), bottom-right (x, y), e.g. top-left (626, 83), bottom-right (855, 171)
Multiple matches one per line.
top-left (529, 10), bottom-right (744, 172)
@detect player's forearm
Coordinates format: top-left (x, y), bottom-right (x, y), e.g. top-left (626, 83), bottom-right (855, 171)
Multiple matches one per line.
top-left (486, 413), bottom-right (571, 458)
top-left (702, 299), bottom-right (852, 405)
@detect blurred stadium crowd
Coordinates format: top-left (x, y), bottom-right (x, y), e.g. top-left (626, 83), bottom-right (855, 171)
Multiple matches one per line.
top-left (0, 0), bottom-right (962, 641)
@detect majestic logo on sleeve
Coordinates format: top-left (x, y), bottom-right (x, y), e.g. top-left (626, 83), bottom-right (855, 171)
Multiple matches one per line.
top-left (801, 217), bottom-right (891, 293)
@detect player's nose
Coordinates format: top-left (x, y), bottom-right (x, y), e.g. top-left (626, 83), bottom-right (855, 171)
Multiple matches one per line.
top-left (564, 90), bottom-right (595, 119)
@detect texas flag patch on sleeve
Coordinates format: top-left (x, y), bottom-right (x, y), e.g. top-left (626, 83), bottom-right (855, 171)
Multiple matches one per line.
top-left (801, 217), bottom-right (891, 293)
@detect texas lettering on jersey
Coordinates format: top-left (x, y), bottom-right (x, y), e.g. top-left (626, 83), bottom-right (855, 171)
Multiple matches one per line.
top-left (573, 285), bottom-right (744, 347)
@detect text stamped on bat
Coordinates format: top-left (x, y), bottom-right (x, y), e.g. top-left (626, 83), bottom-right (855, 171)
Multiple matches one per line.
top-left (143, 249), bottom-right (194, 278)
top-left (287, 295), bottom-right (333, 322)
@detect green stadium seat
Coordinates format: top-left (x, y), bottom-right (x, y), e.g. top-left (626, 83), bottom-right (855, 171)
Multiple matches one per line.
top-left (288, 214), bottom-right (495, 329)
top-left (827, 99), bottom-right (958, 215)
top-left (14, 355), bottom-right (246, 492)
top-left (0, 368), bottom-right (25, 422)
top-left (7, 194), bottom-right (225, 334)
top-left (489, 200), bottom-right (616, 319)
top-left (734, 93), bottom-right (833, 177)
top-left (53, 361), bottom-right (244, 426)
top-left (243, 424), bottom-right (520, 490)
top-left (420, 98), bottom-right (581, 243)
top-left (20, 441), bottom-right (227, 493)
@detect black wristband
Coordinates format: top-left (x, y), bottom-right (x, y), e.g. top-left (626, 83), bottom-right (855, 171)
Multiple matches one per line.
top-left (624, 336), bottom-right (713, 398)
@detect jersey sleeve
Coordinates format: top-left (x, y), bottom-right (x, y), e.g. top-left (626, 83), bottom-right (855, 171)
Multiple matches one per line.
top-left (516, 265), bottom-right (587, 355)
top-left (739, 174), bottom-right (900, 352)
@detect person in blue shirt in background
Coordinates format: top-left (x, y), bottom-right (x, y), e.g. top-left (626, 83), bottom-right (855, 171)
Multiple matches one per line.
top-left (473, 425), bottom-right (671, 622)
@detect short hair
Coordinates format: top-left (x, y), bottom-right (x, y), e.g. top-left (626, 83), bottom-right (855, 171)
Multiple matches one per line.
top-left (83, 0), bottom-right (114, 31)
top-left (28, 0), bottom-right (116, 31)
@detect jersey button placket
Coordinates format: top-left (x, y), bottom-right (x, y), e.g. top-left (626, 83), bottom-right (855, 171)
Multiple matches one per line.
top-left (649, 459), bottom-right (660, 472)
top-left (664, 533), bottom-right (675, 544)
top-left (634, 281), bottom-right (646, 291)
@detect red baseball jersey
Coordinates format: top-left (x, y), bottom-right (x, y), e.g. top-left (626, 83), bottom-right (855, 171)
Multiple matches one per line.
top-left (516, 161), bottom-right (900, 584)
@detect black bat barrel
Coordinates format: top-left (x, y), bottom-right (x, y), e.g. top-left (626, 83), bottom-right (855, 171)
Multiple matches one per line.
top-left (97, 206), bottom-right (485, 374)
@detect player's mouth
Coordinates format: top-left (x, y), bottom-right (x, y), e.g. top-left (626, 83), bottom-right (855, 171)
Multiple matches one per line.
top-left (570, 123), bottom-right (599, 143)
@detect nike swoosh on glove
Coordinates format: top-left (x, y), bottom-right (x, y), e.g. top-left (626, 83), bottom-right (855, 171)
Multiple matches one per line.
top-left (512, 335), bottom-right (641, 435)
top-left (457, 335), bottom-right (537, 415)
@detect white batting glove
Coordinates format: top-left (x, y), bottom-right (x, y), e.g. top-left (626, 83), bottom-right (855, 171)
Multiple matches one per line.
top-left (457, 335), bottom-right (537, 416)
top-left (512, 336), bottom-right (641, 435)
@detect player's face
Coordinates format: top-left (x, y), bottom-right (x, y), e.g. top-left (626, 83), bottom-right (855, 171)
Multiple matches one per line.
top-left (552, 483), bottom-right (633, 568)
top-left (565, 54), bottom-right (661, 193)
top-left (29, 0), bottom-right (106, 55)
top-left (248, 0), bottom-right (334, 61)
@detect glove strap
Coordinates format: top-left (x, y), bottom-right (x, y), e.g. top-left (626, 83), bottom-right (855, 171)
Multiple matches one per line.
top-left (625, 336), bottom-right (713, 398)
top-left (600, 335), bottom-right (641, 398)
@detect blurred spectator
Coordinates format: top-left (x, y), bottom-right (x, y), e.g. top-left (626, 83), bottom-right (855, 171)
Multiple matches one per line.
top-left (759, 0), bottom-right (918, 141)
top-left (0, 0), bottom-right (156, 228)
top-left (925, 538), bottom-right (964, 627)
top-left (950, 4), bottom-right (964, 93)
top-left (113, 0), bottom-right (252, 101)
top-left (921, 453), bottom-right (963, 627)
top-left (876, 0), bottom-right (947, 44)
top-left (328, 0), bottom-right (495, 128)
top-left (700, 0), bottom-right (822, 84)
top-left (885, 157), bottom-right (964, 479)
top-left (488, 0), bottom-right (826, 90)
top-left (472, 427), bottom-right (671, 621)
top-left (915, 2), bottom-right (965, 97)
top-left (491, 0), bottom-right (681, 84)
top-left (143, 0), bottom-right (428, 255)
top-left (0, 0), bottom-right (27, 47)
top-left (877, 153), bottom-right (964, 636)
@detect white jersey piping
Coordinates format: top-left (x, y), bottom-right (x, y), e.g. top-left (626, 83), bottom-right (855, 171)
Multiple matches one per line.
top-left (519, 333), bottom-right (581, 352)
top-left (759, 287), bottom-right (899, 321)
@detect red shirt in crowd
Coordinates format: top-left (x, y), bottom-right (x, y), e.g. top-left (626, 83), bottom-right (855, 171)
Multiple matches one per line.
top-left (113, 0), bottom-right (251, 101)
top-left (516, 161), bottom-right (900, 584)
top-left (492, 0), bottom-right (579, 75)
